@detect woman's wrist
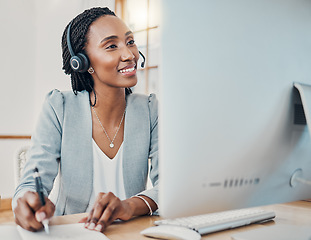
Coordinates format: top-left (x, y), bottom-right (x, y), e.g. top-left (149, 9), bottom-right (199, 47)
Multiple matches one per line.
top-left (131, 195), bottom-right (153, 215)
top-left (123, 198), bottom-right (137, 218)
top-left (126, 195), bottom-right (157, 217)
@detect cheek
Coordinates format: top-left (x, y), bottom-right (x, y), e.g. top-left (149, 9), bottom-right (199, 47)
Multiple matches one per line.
top-left (94, 54), bottom-right (118, 72)
top-left (133, 48), bottom-right (140, 61)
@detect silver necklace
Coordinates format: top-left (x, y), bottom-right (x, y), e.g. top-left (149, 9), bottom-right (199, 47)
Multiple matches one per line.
top-left (92, 106), bottom-right (126, 148)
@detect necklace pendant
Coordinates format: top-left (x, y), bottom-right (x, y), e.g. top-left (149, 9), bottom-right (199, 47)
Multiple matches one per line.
top-left (109, 143), bottom-right (114, 148)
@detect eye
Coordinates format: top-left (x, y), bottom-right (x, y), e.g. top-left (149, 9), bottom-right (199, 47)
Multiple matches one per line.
top-left (106, 44), bottom-right (117, 49)
top-left (127, 39), bottom-right (135, 45)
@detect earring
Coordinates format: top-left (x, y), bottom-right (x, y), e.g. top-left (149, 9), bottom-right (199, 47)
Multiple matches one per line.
top-left (88, 67), bottom-right (94, 74)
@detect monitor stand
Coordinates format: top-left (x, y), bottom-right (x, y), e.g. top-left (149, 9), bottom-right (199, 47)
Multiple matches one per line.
top-left (232, 83), bottom-right (311, 240)
top-left (231, 224), bottom-right (311, 240)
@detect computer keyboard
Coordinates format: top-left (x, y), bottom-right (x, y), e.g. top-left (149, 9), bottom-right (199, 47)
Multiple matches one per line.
top-left (154, 208), bottom-right (276, 235)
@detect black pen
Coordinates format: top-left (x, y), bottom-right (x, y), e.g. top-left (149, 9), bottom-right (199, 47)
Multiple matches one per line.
top-left (33, 167), bottom-right (49, 234)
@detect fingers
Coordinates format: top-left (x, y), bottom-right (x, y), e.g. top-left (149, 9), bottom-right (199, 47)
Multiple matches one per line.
top-left (85, 192), bottom-right (131, 233)
top-left (95, 197), bottom-right (120, 232)
top-left (14, 195), bottom-right (42, 231)
top-left (79, 216), bottom-right (88, 223)
top-left (35, 197), bottom-right (55, 222)
top-left (24, 191), bottom-right (42, 211)
top-left (87, 192), bottom-right (115, 231)
top-left (14, 191), bottom-right (55, 232)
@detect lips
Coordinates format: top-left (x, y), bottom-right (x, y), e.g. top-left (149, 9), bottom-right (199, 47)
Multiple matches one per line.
top-left (118, 64), bottom-right (136, 75)
top-left (119, 66), bottom-right (135, 73)
top-left (118, 64), bottom-right (136, 73)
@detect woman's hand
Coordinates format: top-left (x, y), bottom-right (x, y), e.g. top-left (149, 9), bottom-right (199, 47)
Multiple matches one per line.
top-left (14, 191), bottom-right (55, 231)
top-left (83, 192), bottom-right (135, 233)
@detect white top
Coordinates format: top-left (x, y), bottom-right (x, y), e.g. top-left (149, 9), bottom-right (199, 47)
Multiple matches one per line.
top-left (86, 139), bottom-right (126, 212)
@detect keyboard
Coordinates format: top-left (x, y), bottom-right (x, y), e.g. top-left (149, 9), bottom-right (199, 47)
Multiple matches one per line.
top-left (154, 208), bottom-right (276, 235)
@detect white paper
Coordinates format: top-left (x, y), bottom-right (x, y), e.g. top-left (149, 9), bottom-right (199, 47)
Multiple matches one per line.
top-left (0, 225), bottom-right (22, 240)
top-left (0, 223), bottom-right (110, 240)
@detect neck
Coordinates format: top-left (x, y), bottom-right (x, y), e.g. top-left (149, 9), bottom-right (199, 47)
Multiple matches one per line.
top-left (90, 86), bottom-right (127, 122)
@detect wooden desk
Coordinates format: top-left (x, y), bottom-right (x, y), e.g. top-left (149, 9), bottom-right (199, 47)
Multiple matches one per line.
top-left (47, 201), bottom-right (311, 240)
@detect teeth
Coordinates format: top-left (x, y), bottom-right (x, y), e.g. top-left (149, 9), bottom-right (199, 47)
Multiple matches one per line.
top-left (119, 67), bottom-right (135, 73)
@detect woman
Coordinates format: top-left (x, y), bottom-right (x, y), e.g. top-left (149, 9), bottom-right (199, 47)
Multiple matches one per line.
top-left (13, 7), bottom-right (158, 233)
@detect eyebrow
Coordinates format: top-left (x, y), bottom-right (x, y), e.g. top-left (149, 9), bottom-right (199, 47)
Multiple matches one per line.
top-left (125, 31), bottom-right (133, 36)
top-left (100, 31), bottom-right (133, 44)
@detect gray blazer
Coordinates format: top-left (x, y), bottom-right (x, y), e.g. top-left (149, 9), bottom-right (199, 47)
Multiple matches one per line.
top-left (13, 89), bottom-right (158, 216)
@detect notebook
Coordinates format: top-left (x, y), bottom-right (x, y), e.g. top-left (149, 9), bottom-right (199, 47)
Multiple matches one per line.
top-left (0, 223), bottom-right (110, 240)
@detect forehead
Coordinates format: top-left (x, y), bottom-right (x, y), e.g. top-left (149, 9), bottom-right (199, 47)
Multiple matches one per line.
top-left (87, 15), bottom-right (131, 43)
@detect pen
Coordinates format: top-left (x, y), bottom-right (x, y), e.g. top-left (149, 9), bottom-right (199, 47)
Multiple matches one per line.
top-left (33, 167), bottom-right (49, 234)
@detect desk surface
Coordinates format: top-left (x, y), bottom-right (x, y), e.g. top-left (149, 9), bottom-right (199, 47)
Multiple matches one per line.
top-left (47, 200), bottom-right (311, 240)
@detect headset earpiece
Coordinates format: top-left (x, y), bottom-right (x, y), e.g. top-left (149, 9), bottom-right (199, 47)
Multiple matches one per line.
top-left (70, 53), bottom-right (89, 73)
top-left (67, 22), bottom-right (90, 73)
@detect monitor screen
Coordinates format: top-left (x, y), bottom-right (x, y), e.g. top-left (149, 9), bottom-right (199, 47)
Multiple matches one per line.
top-left (158, 0), bottom-right (311, 218)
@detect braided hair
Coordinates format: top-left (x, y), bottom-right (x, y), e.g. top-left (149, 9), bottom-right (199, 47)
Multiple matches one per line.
top-left (61, 7), bottom-right (132, 100)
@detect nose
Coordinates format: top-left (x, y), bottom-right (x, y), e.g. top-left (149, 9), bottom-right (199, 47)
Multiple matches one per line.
top-left (120, 46), bottom-right (135, 62)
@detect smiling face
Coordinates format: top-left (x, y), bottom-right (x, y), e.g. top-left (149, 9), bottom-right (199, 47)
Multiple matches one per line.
top-left (85, 15), bottom-right (139, 91)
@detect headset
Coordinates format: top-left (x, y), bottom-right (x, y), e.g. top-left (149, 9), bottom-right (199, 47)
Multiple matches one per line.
top-left (67, 22), bottom-right (90, 73)
top-left (139, 51), bottom-right (146, 68)
top-left (67, 21), bottom-right (145, 73)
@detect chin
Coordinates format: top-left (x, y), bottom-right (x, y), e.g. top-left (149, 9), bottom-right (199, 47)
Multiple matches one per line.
top-left (124, 78), bottom-right (138, 88)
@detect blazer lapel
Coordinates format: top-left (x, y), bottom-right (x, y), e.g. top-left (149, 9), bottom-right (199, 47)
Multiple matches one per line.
top-left (61, 91), bottom-right (93, 213)
top-left (122, 94), bottom-right (150, 198)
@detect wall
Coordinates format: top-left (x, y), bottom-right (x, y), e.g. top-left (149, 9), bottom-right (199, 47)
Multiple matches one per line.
top-left (0, 0), bottom-right (115, 199)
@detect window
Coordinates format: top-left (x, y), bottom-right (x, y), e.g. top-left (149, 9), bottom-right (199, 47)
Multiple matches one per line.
top-left (115, 0), bottom-right (160, 95)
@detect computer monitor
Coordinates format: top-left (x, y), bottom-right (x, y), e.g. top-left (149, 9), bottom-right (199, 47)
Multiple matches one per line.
top-left (158, 0), bottom-right (311, 219)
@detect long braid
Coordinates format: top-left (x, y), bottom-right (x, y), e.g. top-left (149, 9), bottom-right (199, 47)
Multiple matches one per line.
top-left (61, 7), bottom-right (116, 94)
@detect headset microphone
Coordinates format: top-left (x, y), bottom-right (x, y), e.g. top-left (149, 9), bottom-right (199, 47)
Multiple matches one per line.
top-left (67, 22), bottom-right (90, 73)
top-left (139, 51), bottom-right (146, 68)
